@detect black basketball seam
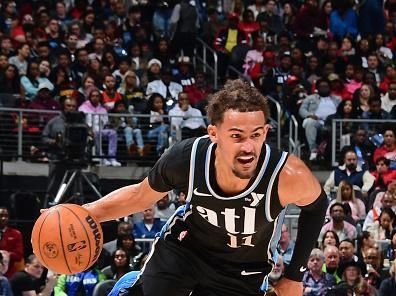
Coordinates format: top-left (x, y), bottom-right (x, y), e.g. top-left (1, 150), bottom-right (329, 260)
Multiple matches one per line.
top-left (58, 205), bottom-right (93, 271)
top-left (57, 209), bottom-right (72, 274)
top-left (36, 210), bottom-right (52, 268)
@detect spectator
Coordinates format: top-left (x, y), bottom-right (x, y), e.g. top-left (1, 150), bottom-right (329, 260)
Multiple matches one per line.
top-left (154, 195), bottom-right (176, 222)
top-left (183, 71), bottom-right (212, 108)
top-left (373, 127), bottom-right (396, 169)
top-left (363, 190), bottom-right (396, 231)
top-left (10, 254), bottom-right (57, 296)
top-left (361, 95), bottom-right (390, 134)
top-left (239, 9), bottom-right (260, 43)
top-left (103, 248), bottom-right (132, 280)
top-left (0, 252), bottom-right (12, 296)
top-left (319, 202), bottom-right (357, 243)
top-left (384, 229), bottom-right (396, 262)
top-left (110, 100), bottom-right (144, 157)
top-left (115, 233), bottom-right (143, 267)
top-left (168, 91), bottom-right (206, 140)
top-left (174, 56), bottom-right (195, 88)
top-left (302, 248), bottom-right (336, 296)
top-left (324, 149), bottom-right (375, 199)
top-left (8, 43), bottom-right (29, 76)
top-left (320, 230), bottom-right (340, 250)
top-left (277, 224), bottom-right (294, 266)
top-left (103, 221), bottom-right (133, 255)
top-left (344, 64), bottom-right (363, 96)
top-left (367, 54), bottom-right (383, 87)
top-left (102, 74), bottom-right (123, 111)
top-left (54, 266), bottom-right (106, 296)
top-left (358, 0), bottom-right (386, 37)
top-left (0, 207), bottom-right (23, 279)
top-left (21, 60), bottom-right (54, 101)
top-left (350, 127), bottom-right (375, 171)
top-left (247, 0), bottom-right (266, 20)
top-left (371, 157), bottom-right (396, 190)
top-left (112, 57), bottom-right (131, 88)
top-left (118, 71), bottom-right (146, 113)
top-left (262, 51), bottom-right (292, 96)
top-left (267, 255), bottom-right (284, 290)
top-left (299, 79), bottom-right (341, 161)
top-left (379, 65), bottom-right (396, 94)
top-left (363, 247), bottom-right (388, 289)
top-left (339, 239), bottom-right (364, 270)
top-left (323, 245), bottom-right (342, 283)
top-left (78, 87), bottom-right (121, 167)
top-left (381, 80), bottom-right (396, 113)
top-left (202, 8), bottom-right (223, 46)
top-left (144, 93), bottom-right (169, 156)
top-left (328, 73), bottom-right (352, 101)
top-left (132, 207), bottom-right (165, 239)
top-left (327, 180), bottom-right (366, 221)
top-left (374, 33), bottom-right (393, 62)
top-left (102, 49), bottom-right (119, 74)
top-left (366, 207), bottom-right (395, 240)
top-left (243, 36), bottom-right (267, 84)
top-left (153, 38), bottom-right (175, 71)
top-left (379, 261), bottom-right (396, 296)
top-left (281, 2), bottom-right (297, 32)
top-left (329, 0), bottom-right (358, 40)
top-left (0, 64), bottom-right (22, 96)
top-left (146, 67), bottom-right (183, 109)
top-left (127, 43), bottom-right (147, 82)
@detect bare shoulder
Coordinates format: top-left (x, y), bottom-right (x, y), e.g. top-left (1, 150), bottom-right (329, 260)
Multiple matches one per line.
top-left (278, 154), bottom-right (322, 207)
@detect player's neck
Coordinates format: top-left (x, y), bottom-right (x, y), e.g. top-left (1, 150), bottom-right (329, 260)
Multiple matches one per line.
top-left (214, 151), bottom-right (251, 195)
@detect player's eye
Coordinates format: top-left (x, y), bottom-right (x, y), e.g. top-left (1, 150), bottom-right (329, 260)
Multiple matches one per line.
top-left (231, 134), bottom-right (241, 139)
top-left (251, 133), bottom-right (261, 138)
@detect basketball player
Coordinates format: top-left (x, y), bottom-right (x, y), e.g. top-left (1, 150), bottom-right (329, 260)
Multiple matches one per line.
top-left (84, 80), bottom-right (328, 295)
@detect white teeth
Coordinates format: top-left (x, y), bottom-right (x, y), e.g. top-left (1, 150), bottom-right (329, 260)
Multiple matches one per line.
top-left (238, 157), bottom-right (253, 160)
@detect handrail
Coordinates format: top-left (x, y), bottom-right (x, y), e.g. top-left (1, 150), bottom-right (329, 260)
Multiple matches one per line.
top-left (194, 37), bottom-right (218, 90)
top-left (288, 115), bottom-right (301, 157)
top-left (331, 118), bottom-right (396, 167)
top-left (266, 96), bottom-right (282, 150)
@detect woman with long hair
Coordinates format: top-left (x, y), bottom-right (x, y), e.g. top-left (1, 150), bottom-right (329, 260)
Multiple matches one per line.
top-left (115, 234), bottom-right (143, 269)
top-left (367, 207), bottom-right (395, 240)
top-left (353, 84), bottom-right (375, 116)
top-left (103, 248), bottom-right (132, 280)
top-left (20, 59), bottom-right (54, 100)
top-left (356, 231), bottom-right (376, 262)
top-left (320, 230), bottom-right (340, 250)
top-left (0, 64), bottom-right (23, 96)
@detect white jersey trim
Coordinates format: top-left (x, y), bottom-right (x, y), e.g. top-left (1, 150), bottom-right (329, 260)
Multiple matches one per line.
top-left (204, 143), bottom-right (271, 200)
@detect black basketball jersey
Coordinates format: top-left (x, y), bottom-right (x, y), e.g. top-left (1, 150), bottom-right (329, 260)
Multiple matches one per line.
top-left (148, 136), bottom-right (289, 272)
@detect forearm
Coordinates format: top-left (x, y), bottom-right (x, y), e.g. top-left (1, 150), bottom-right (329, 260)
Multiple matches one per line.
top-left (84, 179), bottom-right (163, 222)
top-left (284, 189), bottom-right (328, 281)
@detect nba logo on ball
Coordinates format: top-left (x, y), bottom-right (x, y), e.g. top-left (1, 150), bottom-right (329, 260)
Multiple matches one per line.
top-left (31, 204), bottom-right (103, 275)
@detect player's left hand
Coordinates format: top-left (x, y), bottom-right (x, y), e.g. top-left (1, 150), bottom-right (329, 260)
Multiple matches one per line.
top-left (273, 277), bottom-right (303, 296)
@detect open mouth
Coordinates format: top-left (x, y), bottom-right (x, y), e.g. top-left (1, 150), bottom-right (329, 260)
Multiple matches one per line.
top-left (237, 156), bottom-right (255, 165)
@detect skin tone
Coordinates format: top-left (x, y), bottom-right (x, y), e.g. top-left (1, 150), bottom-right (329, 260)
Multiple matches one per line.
top-left (339, 241), bottom-right (354, 260)
top-left (80, 108), bottom-right (322, 296)
top-left (379, 212), bottom-right (393, 231)
top-left (23, 257), bottom-right (57, 296)
top-left (388, 83), bottom-right (396, 100)
top-left (341, 184), bottom-right (353, 202)
top-left (343, 101), bottom-right (353, 117)
top-left (0, 208), bottom-right (9, 230)
top-left (383, 130), bottom-right (395, 149)
top-left (330, 205), bottom-right (345, 229)
top-left (114, 249), bottom-right (128, 267)
top-left (143, 207), bottom-right (155, 223)
top-left (178, 93), bottom-right (190, 112)
top-left (324, 246), bottom-right (340, 269)
top-left (344, 266), bottom-right (359, 285)
top-left (152, 96), bottom-right (164, 114)
top-left (105, 76), bottom-right (116, 93)
top-left (84, 77), bottom-right (95, 89)
top-left (323, 232), bottom-right (337, 247)
top-left (89, 91), bottom-right (101, 107)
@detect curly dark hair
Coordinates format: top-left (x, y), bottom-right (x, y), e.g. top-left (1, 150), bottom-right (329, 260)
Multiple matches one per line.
top-left (207, 79), bottom-right (270, 125)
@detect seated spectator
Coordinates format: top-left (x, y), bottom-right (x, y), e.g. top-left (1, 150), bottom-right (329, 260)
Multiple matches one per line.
top-left (243, 36), bottom-right (267, 84)
top-left (276, 224), bottom-right (294, 266)
top-left (362, 95), bottom-right (390, 135)
top-left (267, 255), bottom-right (284, 291)
top-left (319, 202), bottom-right (357, 243)
top-left (29, 82), bottom-right (61, 126)
top-left (350, 127), bottom-right (375, 171)
top-left (146, 67), bottom-right (183, 110)
top-left (21, 60), bottom-right (54, 101)
top-left (327, 180), bottom-right (366, 222)
top-left (115, 233), bottom-right (143, 269)
top-left (144, 93), bottom-right (169, 156)
top-left (10, 254), bottom-right (57, 296)
top-left (144, 58), bottom-right (162, 85)
top-left (371, 157), bottom-right (396, 191)
top-left (352, 83), bottom-right (375, 117)
top-left (329, 1), bottom-right (358, 40)
top-left (363, 190), bottom-right (395, 231)
top-left (381, 80), bottom-right (396, 113)
top-left (323, 245), bottom-right (342, 283)
top-left (366, 208), bottom-right (395, 240)
top-left (0, 252), bottom-right (12, 296)
top-left (118, 71), bottom-right (146, 113)
top-left (383, 229), bottom-right (396, 262)
top-left (78, 87), bottom-right (121, 167)
top-left (262, 51), bottom-right (292, 97)
top-left (379, 65), bottom-right (396, 94)
top-left (103, 248), bottom-right (132, 280)
top-left (363, 247), bottom-right (389, 289)
top-left (328, 73), bottom-right (352, 101)
top-left (183, 71), bottom-right (212, 108)
top-left (238, 9), bottom-right (260, 43)
top-left (332, 260), bottom-right (375, 296)
top-left (320, 230), bottom-right (340, 250)
top-left (76, 74), bottom-right (97, 103)
top-left (168, 92), bottom-right (206, 140)
top-left (110, 100), bottom-right (144, 157)
top-left (303, 248), bottom-right (336, 296)
top-left (373, 127), bottom-right (396, 170)
top-left (174, 56), bottom-right (195, 88)
top-left (102, 75), bottom-right (123, 111)
top-left (0, 207), bottom-right (23, 279)
top-left (127, 43), bottom-right (147, 82)
top-left (0, 64), bottom-right (22, 96)
top-left (103, 221), bottom-right (133, 255)
top-left (133, 207), bottom-right (165, 239)
top-left (8, 43), bottom-right (29, 76)
top-left (339, 239), bottom-right (365, 273)
top-left (379, 261), bottom-right (396, 296)
top-left (344, 64), bottom-right (363, 97)
top-left (298, 79), bottom-right (341, 161)
top-left (54, 265), bottom-right (106, 296)
top-left (152, 38), bottom-right (175, 70)
top-left (324, 149), bottom-right (375, 199)
top-left (154, 195), bottom-right (176, 222)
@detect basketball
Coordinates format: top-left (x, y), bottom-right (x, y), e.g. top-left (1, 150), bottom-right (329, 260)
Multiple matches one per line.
top-left (31, 203), bottom-right (103, 275)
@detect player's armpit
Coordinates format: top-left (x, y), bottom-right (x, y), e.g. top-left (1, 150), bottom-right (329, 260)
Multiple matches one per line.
top-left (278, 155), bottom-right (322, 207)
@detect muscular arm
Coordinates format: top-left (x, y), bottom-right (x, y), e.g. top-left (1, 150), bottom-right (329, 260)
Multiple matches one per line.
top-left (278, 155), bottom-right (328, 281)
top-left (84, 178), bottom-right (166, 223)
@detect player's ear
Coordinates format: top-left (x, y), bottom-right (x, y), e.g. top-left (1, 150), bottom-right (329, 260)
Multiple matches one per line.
top-left (207, 124), bottom-right (218, 143)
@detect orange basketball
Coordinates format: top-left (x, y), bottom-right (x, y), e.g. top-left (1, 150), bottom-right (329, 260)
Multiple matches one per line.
top-left (31, 203), bottom-right (103, 275)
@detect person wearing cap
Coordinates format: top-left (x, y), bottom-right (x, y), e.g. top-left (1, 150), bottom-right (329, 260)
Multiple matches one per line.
top-left (262, 50), bottom-right (292, 96)
top-left (302, 248), bottom-right (336, 296)
top-left (146, 58), bottom-right (162, 83)
top-left (174, 56), bottom-right (194, 87)
top-left (146, 67), bottom-right (183, 109)
top-left (29, 81), bottom-right (60, 113)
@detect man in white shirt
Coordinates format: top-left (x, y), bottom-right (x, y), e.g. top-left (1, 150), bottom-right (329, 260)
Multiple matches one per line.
top-left (168, 91), bottom-right (206, 139)
top-left (381, 81), bottom-right (396, 113)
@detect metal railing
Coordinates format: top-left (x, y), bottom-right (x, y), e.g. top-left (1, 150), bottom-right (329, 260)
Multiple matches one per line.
top-left (193, 37), bottom-right (218, 90)
top-left (0, 108), bottom-right (207, 163)
top-left (331, 118), bottom-right (396, 167)
top-left (288, 115), bottom-right (302, 157)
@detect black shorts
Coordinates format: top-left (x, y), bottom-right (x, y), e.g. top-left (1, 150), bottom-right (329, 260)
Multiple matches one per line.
top-left (126, 238), bottom-right (272, 296)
